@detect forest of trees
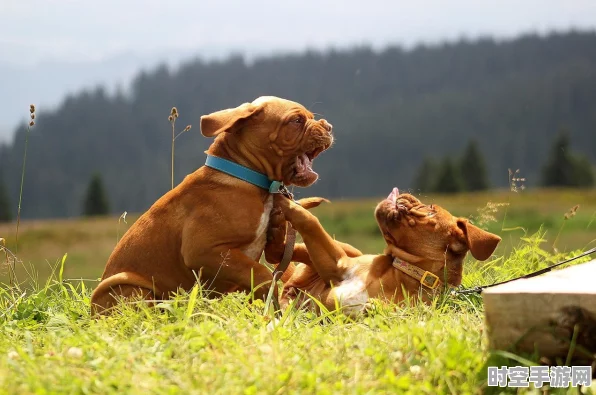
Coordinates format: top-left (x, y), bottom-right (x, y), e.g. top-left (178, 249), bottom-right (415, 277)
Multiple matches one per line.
top-left (0, 31), bottom-right (595, 219)
top-left (411, 133), bottom-right (594, 195)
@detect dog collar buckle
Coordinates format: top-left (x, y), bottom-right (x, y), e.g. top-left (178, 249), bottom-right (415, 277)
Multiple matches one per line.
top-left (420, 271), bottom-right (440, 289)
top-left (269, 181), bottom-right (283, 194)
top-left (393, 258), bottom-right (442, 290)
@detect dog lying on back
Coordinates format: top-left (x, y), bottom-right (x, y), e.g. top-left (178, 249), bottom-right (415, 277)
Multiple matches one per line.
top-left (271, 188), bottom-right (501, 315)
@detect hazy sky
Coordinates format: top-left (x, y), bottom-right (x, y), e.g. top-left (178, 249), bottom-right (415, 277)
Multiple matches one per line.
top-left (1, 0), bottom-right (596, 140)
top-left (3, 0), bottom-right (596, 65)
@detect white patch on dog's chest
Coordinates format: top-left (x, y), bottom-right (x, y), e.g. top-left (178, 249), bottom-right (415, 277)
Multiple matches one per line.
top-left (331, 267), bottom-right (369, 316)
top-left (243, 195), bottom-right (273, 261)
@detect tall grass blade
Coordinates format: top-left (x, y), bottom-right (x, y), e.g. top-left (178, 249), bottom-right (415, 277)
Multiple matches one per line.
top-left (58, 253), bottom-right (68, 283)
top-left (15, 117), bottom-right (34, 253)
top-left (185, 284), bottom-right (199, 321)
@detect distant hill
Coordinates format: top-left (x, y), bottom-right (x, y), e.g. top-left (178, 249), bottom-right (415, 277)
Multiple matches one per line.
top-left (0, 47), bottom-right (231, 142)
top-left (1, 31), bottom-right (595, 219)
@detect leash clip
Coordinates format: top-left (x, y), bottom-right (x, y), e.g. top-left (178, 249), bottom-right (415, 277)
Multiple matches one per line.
top-left (269, 181), bottom-right (293, 199)
top-left (271, 183), bottom-right (295, 201)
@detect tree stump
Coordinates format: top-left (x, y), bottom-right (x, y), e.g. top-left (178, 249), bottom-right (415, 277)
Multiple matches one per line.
top-left (483, 259), bottom-right (596, 362)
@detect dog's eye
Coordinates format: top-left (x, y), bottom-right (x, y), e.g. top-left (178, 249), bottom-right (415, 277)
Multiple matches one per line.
top-left (291, 116), bottom-right (305, 125)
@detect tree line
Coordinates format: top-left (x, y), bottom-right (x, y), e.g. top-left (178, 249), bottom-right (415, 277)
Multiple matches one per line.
top-left (1, 31), bottom-right (596, 220)
top-left (412, 132), bottom-right (594, 195)
top-left (3, 129), bottom-right (591, 223)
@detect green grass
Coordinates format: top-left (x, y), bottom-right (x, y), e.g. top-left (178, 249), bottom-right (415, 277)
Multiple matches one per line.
top-left (1, 189), bottom-right (596, 393)
top-left (2, 188), bottom-right (595, 286)
top-left (0, 232), bottom-right (594, 393)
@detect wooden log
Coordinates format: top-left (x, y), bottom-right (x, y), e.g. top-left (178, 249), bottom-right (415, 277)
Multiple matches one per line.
top-left (483, 259), bottom-right (596, 361)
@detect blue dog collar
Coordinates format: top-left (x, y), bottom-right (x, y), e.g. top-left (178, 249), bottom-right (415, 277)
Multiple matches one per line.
top-left (205, 155), bottom-right (284, 193)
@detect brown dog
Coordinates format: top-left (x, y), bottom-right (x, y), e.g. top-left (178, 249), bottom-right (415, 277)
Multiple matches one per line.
top-left (90, 96), bottom-right (333, 315)
top-left (275, 188), bottom-right (501, 315)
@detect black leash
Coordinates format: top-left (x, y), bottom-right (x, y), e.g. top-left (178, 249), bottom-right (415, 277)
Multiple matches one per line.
top-left (455, 246), bottom-right (596, 295)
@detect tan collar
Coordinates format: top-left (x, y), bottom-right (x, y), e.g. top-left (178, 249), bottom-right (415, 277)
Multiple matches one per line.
top-left (392, 258), bottom-right (443, 290)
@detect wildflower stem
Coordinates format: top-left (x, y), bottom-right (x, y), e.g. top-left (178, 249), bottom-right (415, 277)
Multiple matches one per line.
top-left (552, 221), bottom-right (566, 253)
top-left (500, 194), bottom-right (511, 232)
top-left (174, 130), bottom-right (187, 141)
top-left (15, 122), bottom-right (32, 253)
top-left (171, 120), bottom-right (175, 190)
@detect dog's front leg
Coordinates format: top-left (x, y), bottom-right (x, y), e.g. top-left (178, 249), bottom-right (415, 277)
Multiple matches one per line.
top-left (264, 195), bottom-right (329, 265)
top-left (268, 195), bottom-right (363, 265)
top-left (288, 242), bottom-right (363, 266)
top-left (276, 197), bottom-right (350, 285)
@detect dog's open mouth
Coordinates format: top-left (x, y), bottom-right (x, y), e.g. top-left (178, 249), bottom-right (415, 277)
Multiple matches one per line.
top-left (293, 144), bottom-right (329, 186)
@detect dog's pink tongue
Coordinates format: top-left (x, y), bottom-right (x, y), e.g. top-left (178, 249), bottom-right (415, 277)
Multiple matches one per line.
top-left (387, 187), bottom-right (399, 204)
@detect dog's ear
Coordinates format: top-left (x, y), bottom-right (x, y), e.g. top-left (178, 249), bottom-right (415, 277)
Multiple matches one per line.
top-left (456, 219), bottom-right (501, 261)
top-left (200, 103), bottom-right (263, 137)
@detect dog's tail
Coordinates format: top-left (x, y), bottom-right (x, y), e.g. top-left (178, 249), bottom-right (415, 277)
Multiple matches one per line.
top-left (90, 272), bottom-right (159, 316)
top-left (296, 197), bottom-right (330, 210)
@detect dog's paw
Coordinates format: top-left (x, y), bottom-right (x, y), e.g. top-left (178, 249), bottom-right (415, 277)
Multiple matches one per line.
top-left (272, 195), bottom-right (301, 219)
top-left (296, 197), bottom-right (330, 210)
top-left (272, 193), bottom-right (293, 211)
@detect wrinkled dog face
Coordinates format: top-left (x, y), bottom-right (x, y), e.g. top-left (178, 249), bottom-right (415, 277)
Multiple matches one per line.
top-left (250, 96), bottom-right (334, 187)
top-left (200, 96), bottom-right (334, 187)
top-left (374, 188), bottom-right (501, 265)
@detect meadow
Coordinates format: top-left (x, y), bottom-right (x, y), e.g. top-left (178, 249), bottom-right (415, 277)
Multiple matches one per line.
top-left (0, 188), bottom-right (595, 393)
